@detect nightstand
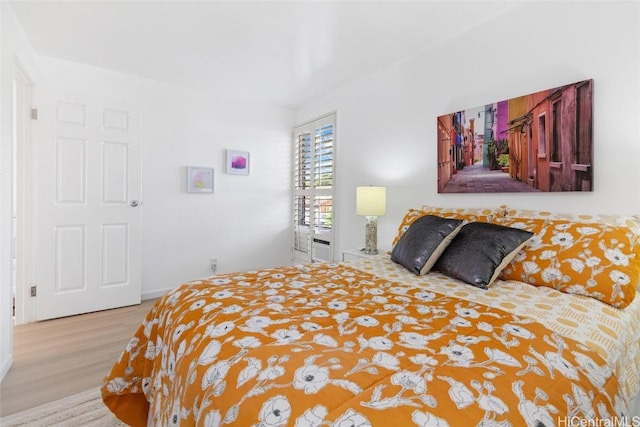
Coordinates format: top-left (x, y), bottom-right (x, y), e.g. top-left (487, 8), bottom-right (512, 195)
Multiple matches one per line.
top-left (342, 248), bottom-right (382, 261)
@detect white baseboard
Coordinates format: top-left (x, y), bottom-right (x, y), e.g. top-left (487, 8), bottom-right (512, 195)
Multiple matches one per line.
top-left (0, 354), bottom-right (13, 383)
top-left (141, 288), bottom-right (172, 301)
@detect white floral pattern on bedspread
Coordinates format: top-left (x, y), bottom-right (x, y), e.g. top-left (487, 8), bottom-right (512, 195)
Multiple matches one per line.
top-left (347, 254), bottom-right (640, 408)
top-left (103, 263), bottom-right (626, 427)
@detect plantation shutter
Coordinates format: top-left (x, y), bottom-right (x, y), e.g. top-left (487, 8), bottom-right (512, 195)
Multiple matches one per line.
top-left (292, 113), bottom-right (336, 263)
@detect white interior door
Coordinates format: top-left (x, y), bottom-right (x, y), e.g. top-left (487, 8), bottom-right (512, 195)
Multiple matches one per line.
top-left (34, 87), bottom-right (141, 321)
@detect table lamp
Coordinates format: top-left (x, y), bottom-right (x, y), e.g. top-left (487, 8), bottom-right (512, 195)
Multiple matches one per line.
top-left (356, 186), bottom-right (386, 254)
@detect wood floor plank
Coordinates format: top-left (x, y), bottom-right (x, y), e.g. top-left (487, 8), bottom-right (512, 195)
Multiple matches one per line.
top-left (0, 299), bottom-right (156, 417)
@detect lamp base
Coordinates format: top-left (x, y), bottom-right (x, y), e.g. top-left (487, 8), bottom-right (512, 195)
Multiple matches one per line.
top-left (363, 216), bottom-right (379, 255)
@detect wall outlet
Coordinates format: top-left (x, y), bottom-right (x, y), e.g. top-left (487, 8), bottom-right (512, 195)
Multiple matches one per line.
top-left (209, 258), bottom-right (218, 274)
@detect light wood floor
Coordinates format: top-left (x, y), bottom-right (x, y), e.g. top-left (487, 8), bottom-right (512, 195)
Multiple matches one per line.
top-left (0, 299), bottom-right (156, 417)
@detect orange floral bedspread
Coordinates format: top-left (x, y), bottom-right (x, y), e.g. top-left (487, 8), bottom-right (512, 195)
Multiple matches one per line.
top-left (102, 263), bottom-right (626, 426)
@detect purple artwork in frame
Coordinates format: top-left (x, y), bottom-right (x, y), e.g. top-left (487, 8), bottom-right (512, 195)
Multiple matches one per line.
top-left (226, 149), bottom-right (250, 175)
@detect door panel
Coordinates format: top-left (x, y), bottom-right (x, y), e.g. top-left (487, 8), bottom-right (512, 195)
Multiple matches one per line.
top-left (102, 223), bottom-right (129, 286)
top-left (103, 141), bottom-right (129, 203)
top-left (35, 88), bottom-right (141, 320)
top-left (55, 137), bottom-right (86, 203)
top-left (55, 225), bottom-right (86, 292)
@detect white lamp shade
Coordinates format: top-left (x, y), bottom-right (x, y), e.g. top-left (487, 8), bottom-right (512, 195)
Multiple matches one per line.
top-left (356, 186), bottom-right (386, 216)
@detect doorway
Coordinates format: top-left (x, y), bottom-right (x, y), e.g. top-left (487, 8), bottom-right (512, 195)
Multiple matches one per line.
top-left (12, 63), bottom-right (35, 325)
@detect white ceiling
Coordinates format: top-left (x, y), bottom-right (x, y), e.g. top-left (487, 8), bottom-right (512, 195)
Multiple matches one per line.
top-left (9, 1), bottom-right (523, 108)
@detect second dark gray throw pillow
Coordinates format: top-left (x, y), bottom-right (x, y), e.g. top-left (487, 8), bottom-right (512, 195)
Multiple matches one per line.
top-left (433, 221), bottom-right (534, 289)
top-left (391, 215), bottom-right (465, 275)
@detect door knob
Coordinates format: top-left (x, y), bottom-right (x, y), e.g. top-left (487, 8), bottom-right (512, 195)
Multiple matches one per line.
top-left (130, 200), bottom-right (139, 207)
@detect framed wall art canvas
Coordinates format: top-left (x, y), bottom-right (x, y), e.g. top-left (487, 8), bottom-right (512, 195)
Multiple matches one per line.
top-left (226, 149), bottom-right (250, 175)
top-left (436, 79), bottom-right (593, 193)
top-left (187, 166), bottom-right (214, 193)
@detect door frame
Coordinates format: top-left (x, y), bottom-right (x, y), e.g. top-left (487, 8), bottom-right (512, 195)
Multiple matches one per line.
top-left (13, 60), bottom-right (37, 325)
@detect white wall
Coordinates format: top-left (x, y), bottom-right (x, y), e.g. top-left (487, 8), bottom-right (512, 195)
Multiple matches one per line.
top-left (139, 77), bottom-right (294, 298)
top-left (295, 1), bottom-right (640, 257)
top-left (36, 56), bottom-right (294, 300)
top-left (0, 1), bottom-right (39, 381)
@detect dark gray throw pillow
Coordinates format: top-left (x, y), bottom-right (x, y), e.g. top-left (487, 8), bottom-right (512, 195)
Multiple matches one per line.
top-left (391, 215), bottom-right (465, 275)
top-left (433, 221), bottom-right (534, 289)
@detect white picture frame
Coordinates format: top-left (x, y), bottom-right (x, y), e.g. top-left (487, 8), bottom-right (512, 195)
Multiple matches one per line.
top-left (226, 149), bottom-right (250, 175)
top-left (186, 166), bottom-right (214, 193)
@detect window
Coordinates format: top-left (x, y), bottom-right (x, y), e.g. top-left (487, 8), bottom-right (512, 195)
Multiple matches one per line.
top-left (551, 99), bottom-right (562, 162)
top-left (537, 113), bottom-right (547, 157)
top-left (575, 81), bottom-right (592, 165)
top-left (292, 113), bottom-right (336, 263)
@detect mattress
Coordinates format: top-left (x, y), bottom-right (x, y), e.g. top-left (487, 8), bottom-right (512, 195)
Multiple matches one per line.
top-left (102, 259), bottom-right (636, 426)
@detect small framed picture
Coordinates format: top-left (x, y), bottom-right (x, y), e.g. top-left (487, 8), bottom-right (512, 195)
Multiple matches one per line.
top-left (186, 166), bottom-right (214, 193)
top-left (226, 149), bottom-right (250, 175)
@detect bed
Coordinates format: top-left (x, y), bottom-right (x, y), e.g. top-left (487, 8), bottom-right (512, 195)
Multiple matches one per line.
top-left (102, 206), bottom-right (640, 426)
